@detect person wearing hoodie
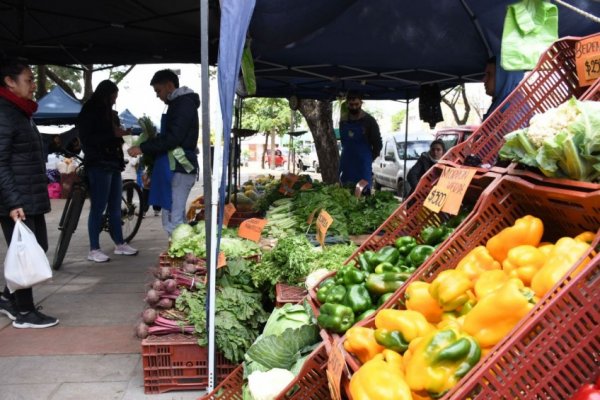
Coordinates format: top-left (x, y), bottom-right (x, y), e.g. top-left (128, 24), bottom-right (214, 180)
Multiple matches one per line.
top-left (482, 56), bottom-right (525, 120)
top-left (405, 139), bottom-right (446, 197)
top-left (128, 69), bottom-right (199, 235)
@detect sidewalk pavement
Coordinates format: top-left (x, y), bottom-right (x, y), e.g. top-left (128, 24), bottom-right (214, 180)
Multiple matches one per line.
top-left (0, 186), bottom-right (207, 400)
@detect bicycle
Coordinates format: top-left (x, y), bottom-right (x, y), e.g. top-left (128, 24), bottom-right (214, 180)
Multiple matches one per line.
top-left (52, 154), bottom-right (143, 270)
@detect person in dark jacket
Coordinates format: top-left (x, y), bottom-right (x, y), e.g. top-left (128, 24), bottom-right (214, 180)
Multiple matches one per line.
top-left (406, 139), bottom-right (446, 197)
top-left (128, 69), bottom-right (199, 235)
top-left (0, 58), bottom-right (59, 328)
top-left (339, 92), bottom-right (382, 190)
top-left (78, 80), bottom-right (138, 263)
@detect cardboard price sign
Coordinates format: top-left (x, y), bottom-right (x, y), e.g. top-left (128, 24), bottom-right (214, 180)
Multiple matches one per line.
top-left (222, 203), bottom-right (236, 227)
top-left (307, 207), bottom-right (320, 225)
top-left (278, 173), bottom-right (299, 196)
top-left (326, 340), bottom-right (345, 400)
top-left (238, 218), bottom-right (268, 243)
top-left (575, 36), bottom-right (600, 87)
top-left (316, 210), bottom-right (333, 247)
top-left (435, 166), bottom-right (477, 215)
top-left (423, 185), bottom-right (450, 213)
top-left (217, 252), bottom-right (227, 269)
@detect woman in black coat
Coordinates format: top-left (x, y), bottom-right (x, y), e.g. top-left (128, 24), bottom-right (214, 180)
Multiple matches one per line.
top-left (0, 58), bottom-right (58, 328)
top-left (405, 139), bottom-right (446, 197)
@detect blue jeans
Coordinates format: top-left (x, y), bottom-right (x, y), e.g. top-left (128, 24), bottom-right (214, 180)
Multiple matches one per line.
top-left (162, 172), bottom-right (196, 235)
top-left (86, 167), bottom-right (124, 249)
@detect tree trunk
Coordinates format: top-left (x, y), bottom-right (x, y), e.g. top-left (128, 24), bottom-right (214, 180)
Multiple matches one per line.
top-left (36, 65), bottom-right (48, 99)
top-left (261, 132), bottom-right (269, 169)
top-left (44, 66), bottom-right (77, 99)
top-left (82, 64), bottom-right (94, 102)
top-left (269, 132), bottom-right (276, 169)
top-left (441, 83), bottom-right (471, 125)
top-left (297, 99), bottom-right (339, 184)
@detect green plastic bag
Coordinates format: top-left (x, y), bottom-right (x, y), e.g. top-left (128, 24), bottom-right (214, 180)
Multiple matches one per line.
top-left (241, 43), bottom-right (256, 96)
top-left (501, 0), bottom-right (558, 71)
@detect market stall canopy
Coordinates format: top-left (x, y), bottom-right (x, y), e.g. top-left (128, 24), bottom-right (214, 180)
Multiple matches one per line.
top-left (0, 0), bottom-right (221, 67)
top-left (119, 109), bottom-right (142, 134)
top-left (33, 85), bottom-right (81, 125)
top-left (246, 0), bottom-right (600, 100)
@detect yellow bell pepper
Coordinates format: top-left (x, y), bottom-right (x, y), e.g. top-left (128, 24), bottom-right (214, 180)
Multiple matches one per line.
top-left (344, 326), bottom-right (385, 364)
top-left (574, 231), bottom-right (595, 244)
top-left (538, 243), bottom-right (554, 257)
top-left (435, 313), bottom-right (465, 331)
top-left (486, 215), bottom-right (544, 263)
top-left (349, 349), bottom-right (412, 400)
top-left (531, 237), bottom-right (591, 297)
top-left (455, 246), bottom-right (501, 281)
top-left (474, 269), bottom-right (510, 299)
top-left (374, 309), bottom-right (434, 342)
top-left (501, 245), bottom-right (545, 286)
top-left (463, 279), bottom-right (535, 348)
top-left (405, 282), bottom-right (444, 323)
top-left (404, 328), bottom-right (481, 398)
top-left (429, 269), bottom-right (473, 311)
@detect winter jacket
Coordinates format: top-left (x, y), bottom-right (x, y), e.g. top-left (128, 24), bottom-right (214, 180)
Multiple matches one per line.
top-left (0, 97), bottom-right (51, 216)
top-left (77, 107), bottom-right (125, 171)
top-left (140, 87), bottom-right (200, 174)
top-left (406, 152), bottom-right (437, 196)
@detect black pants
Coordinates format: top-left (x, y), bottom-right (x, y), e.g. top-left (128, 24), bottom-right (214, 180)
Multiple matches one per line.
top-left (1, 214), bottom-right (48, 312)
top-left (141, 187), bottom-right (161, 213)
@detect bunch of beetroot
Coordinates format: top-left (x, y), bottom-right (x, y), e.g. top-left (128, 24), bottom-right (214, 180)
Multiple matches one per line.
top-left (136, 254), bottom-right (207, 339)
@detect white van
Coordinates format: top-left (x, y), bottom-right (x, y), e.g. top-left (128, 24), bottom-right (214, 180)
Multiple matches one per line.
top-left (372, 132), bottom-right (434, 195)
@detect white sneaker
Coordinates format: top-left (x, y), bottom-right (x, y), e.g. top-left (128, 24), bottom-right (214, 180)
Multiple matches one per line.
top-left (88, 249), bottom-right (110, 263)
top-left (114, 243), bottom-right (138, 256)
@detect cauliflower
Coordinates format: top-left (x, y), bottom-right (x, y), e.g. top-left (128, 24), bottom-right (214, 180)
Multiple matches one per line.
top-left (247, 368), bottom-right (295, 400)
top-left (526, 100), bottom-right (580, 147)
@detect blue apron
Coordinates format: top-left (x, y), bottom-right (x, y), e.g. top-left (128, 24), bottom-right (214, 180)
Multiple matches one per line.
top-left (339, 119), bottom-right (373, 188)
top-left (148, 114), bottom-right (173, 210)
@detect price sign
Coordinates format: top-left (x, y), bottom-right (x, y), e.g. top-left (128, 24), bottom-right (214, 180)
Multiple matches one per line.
top-left (217, 252), bottom-right (227, 269)
top-left (222, 203), bottom-right (236, 227)
top-left (307, 207), bottom-right (320, 225)
top-left (575, 36), bottom-right (600, 87)
top-left (278, 173), bottom-right (299, 195)
top-left (238, 218), bottom-right (268, 243)
top-left (354, 179), bottom-right (369, 198)
top-left (435, 166), bottom-right (477, 215)
top-left (326, 340), bottom-right (345, 400)
top-left (424, 185), bottom-right (450, 213)
top-left (316, 210), bottom-right (333, 247)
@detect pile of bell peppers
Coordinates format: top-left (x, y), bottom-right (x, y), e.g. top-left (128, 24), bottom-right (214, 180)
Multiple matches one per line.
top-left (344, 215), bottom-right (596, 399)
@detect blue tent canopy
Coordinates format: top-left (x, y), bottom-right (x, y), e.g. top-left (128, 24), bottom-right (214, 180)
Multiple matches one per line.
top-left (119, 109), bottom-right (142, 134)
top-left (33, 86), bottom-right (81, 125)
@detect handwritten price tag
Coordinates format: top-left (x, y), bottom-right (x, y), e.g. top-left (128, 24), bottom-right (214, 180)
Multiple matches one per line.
top-left (222, 203), bottom-right (236, 227)
top-left (316, 210), bottom-right (333, 247)
top-left (326, 340), bottom-right (345, 400)
top-left (575, 36), bottom-right (600, 87)
top-left (424, 185), bottom-right (450, 213)
top-left (278, 173), bottom-right (299, 196)
top-left (307, 207), bottom-right (320, 225)
top-left (432, 166), bottom-right (477, 215)
top-left (238, 218), bottom-right (268, 243)
top-left (217, 252), bottom-right (227, 269)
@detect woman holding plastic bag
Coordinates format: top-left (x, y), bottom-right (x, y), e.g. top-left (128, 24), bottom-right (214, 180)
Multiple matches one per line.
top-left (0, 58), bottom-right (58, 329)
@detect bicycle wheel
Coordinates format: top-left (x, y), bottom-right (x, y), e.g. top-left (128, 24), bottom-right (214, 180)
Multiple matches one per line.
top-left (119, 180), bottom-right (143, 243)
top-left (52, 185), bottom-right (86, 270)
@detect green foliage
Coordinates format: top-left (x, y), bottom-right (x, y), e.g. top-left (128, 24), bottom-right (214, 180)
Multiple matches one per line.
top-left (241, 97), bottom-right (291, 136)
top-left (391, 109), bottom-right (407, 131)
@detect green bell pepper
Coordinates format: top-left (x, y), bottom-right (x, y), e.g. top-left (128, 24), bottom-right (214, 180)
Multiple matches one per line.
top-left (374, 328), bottom-right (410, 354)
top-left (316, 277), bottom-right (336, 303)
top-left (445, 211), bottom-right (469, 228)
top-left (394, 235), bottom-right (418, 256)
top-left (356, 308), bottom-right (377, 321)
top-left (325, 285), bottom-right (347, 304)
top-left (317, 303), bottom-right (355, 333)
top-left (431, 335), bottom-right (481, 378)
top-left (357, 253), bottom-right (372, 273)
top-left (407, 245), bottom-right (436, 268)
top-left (370, 246), bottom-right (400, 267)
top-left (420, 226), bottom-right (447, 246)
top-left (362, 250), bottom-right (376, 269)
top-left (374, 262), bottom-right (403, 274)
top-left (335, 265), bottom-right (366, 286)
top-left (342, 284), bottom-right (373, 313)
top-left (365, 272), bottom-right (410, 296)
top-left (377, 292), bottom-right (395, 307)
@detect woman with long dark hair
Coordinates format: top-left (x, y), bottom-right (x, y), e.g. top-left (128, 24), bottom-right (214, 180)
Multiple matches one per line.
top-left (78, 80), bottom-right (138, 262)
top-left (0, 58), bottom-right (59, 328)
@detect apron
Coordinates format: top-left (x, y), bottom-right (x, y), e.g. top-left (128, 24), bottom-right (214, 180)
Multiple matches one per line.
top-left (339, 119), bottom-right (373, 188)
top-left (148, 114), bottom-right (174, 210)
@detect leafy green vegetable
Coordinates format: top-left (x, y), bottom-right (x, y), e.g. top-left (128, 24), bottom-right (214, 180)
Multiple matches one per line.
top-left (262, 303), bottom-right (312, 337)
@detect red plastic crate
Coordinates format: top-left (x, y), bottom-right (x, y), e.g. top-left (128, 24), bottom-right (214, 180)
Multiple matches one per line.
top-left (275, 283), bottom-right (308, 308)
top-left (341, 174), bottom-right (600, 399)
top-left (199, 341), bottom-right (330, 400)
top-left (581, 76), bottom-right (600, 101)
top-left (142, 333), bottom-right (237, 394)
top-left (439, 33), bottom-right (598, 172)
top-left (158, 251), bottom-right (184, 268)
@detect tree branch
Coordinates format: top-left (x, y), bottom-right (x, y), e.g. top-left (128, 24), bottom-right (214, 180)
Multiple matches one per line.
top-left (44, 66), bottom-right (78, 99)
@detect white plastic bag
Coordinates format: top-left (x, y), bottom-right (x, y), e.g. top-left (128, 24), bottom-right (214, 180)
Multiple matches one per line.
top-left (4, 220), bottom-right (52, 293)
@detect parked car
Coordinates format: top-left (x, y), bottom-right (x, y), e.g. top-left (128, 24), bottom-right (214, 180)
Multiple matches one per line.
top-left (434, 125), bottom-right (478, 150)
top-left (372, 132), bottom-right (433, 195)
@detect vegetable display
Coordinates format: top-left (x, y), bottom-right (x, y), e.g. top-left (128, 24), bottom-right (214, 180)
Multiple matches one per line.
top-left (343, 215), bottom-right (596, 399)
top-left (499, 98), bottom-right (600, 182)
